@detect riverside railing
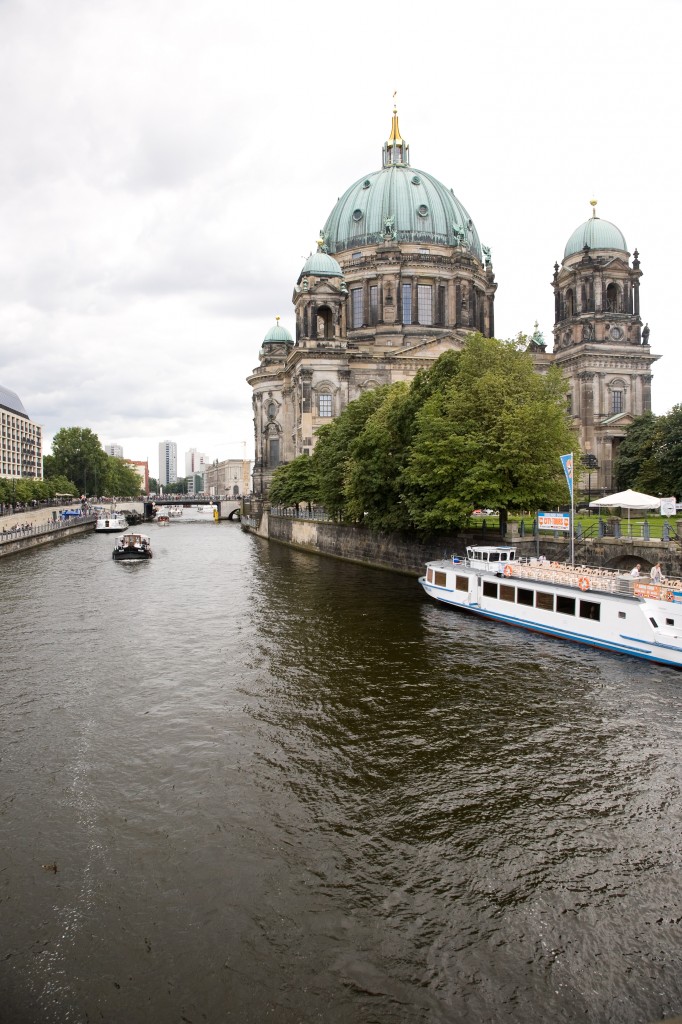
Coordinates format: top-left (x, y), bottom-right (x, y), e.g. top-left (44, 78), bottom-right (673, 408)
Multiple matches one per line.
top-left (0, 513), bottom-right (98, 544)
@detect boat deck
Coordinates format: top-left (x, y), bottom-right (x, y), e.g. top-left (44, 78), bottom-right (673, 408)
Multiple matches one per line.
top-left (479, 557), bottom-right (682, 602)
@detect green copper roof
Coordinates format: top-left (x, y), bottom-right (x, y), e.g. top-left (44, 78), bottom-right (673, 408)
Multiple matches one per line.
top-left (564, 214), bottom-right (627, 258)
top-left (320, 112), bottom-right (482, 259)
top-left (322, 165), bottom-right (482, 258)
top-left (300, 251), bottom-right (343, 278)
top-left (263, 320), bottom-right (293, 345)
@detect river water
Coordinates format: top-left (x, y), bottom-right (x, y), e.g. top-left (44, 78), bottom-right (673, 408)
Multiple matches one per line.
top-left (1, 517), bottom-right (681, 1024)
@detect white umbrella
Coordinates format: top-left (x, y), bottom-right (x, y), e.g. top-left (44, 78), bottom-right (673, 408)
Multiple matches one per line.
top-left (589, 488), bottom-right (660, 532)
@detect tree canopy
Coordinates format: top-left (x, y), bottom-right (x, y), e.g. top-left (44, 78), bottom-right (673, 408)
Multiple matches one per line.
top-left (50, 427), bottom-right (142, 496)
top-left (614, 406), bottom-right (682, 498)
top-left (268, 334), bottom-right (579, 533)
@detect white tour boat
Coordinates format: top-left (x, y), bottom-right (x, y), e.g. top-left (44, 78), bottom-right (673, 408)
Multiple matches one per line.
top-left (95, 511), bottom-right (128, 532)
top-left (420, 544), bottom-right (682, 669)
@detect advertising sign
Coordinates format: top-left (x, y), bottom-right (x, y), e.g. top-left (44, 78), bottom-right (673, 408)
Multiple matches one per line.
top-left (538, 512), bottom-right (571, 531)
top-left (660, 496), bottom-right (677, 517)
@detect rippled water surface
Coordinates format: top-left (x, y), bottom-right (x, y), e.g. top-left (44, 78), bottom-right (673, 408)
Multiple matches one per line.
top-left (1, 521), bottom-right (681, 1023)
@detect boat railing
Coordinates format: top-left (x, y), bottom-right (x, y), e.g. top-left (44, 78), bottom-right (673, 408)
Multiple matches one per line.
top-left (507, 557), bottom-right (682, 601)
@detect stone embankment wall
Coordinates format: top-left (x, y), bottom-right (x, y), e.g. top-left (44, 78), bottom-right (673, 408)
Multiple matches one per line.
top-left (0, 518), bottom-right (95, 558)
top-left (242, 511), bottom-right (682, 578)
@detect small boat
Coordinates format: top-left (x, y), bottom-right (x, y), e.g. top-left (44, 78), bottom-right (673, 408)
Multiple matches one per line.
top-left (112, 533), bottom-right (153, 560)
top-left (95, 511), bottom-right (128, 532)
top-left (420, 544), bottom-right (682, 669)
top-left (156, 512), bottom-right (170, 526)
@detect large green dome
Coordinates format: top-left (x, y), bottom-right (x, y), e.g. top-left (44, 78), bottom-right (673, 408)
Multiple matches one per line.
top-left (321, 110), bottom-right (482, 260)
top-left (564, 204), bottom-right (627, 258)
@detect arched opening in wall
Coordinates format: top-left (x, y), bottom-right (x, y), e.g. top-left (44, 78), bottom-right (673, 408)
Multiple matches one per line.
top-left (316, 306), bottom-right (333, 340)
top-left (606, 283), bottom-right (620, 313)
top-left (232, 484), bottom-right (239, 497)
top-left (566, 289), bottom-right (574, 318)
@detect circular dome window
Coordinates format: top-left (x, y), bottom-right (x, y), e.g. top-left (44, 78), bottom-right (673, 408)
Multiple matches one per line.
top-left (362, 180), bottom-right (371, 189)
top-left (352, 209), bottom-right (363, 222)
top-left (417, 204), bottom-right (429, 218)
top-left (411, 175), bottom-right (421, 185)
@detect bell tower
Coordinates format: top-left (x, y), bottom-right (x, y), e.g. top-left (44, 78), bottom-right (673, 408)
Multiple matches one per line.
top-left (551, 201), bottom-right (660, 491)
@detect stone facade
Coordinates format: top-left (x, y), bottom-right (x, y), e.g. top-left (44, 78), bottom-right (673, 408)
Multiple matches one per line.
top-left (550, 203), bottom-right (659, 492)
top-left (247, 116), bottom-right (659, 498)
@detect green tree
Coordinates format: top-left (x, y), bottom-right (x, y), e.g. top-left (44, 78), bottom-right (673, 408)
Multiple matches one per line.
top-left (344, 383), bottom-right (414, 529)
top-left (268, 453), bottom-right (319, 510)
top-left (615, 406), bottom-right (682, 498)
top-left (50, 427), bottom-right (108, 495)
top-left (103, 457), bottom-right (143, 497)
top-left (312, 386), bottom-right (393, 520)
top-left (402, 335), bottom-right (577, 532)
top-left (613, 413), bottom-right (660, 491)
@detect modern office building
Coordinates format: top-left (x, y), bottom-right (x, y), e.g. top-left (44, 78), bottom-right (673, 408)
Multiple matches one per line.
top-left (0, 384), bottom-right (43, 480)
top-left (248, 107), bottom-right (659, 495)
top-left (158, 440), bottom-right (177, 487)
top-left (105, 443), bottom-right (124, 458)
top-left (185, 448), bottom-right (208, 477)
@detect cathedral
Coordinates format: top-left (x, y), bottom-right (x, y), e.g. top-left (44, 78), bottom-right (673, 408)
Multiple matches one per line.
top-left (247, 108), bottom-right (658, 497)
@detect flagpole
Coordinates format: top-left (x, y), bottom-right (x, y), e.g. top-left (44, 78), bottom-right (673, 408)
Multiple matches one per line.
top-left (560, 453), bottom-right (575, 567)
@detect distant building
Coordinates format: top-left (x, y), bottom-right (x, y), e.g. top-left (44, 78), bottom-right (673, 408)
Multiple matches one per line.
top-left (158, 440), bottom-right (177, 486)
top-left (185, 448), bottom-right (208, 477)
top-left (105, 443), bottom-right (124, 458)
top-left (203, 459), bottom-right (252, 497)
top-left (0, 384), bottom-right (42, 480)
top-left (126, 459), bottom-right (149, 494)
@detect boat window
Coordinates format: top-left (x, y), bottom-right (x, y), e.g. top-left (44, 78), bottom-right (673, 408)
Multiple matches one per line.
top-left (434, 571), bottom-right (447, 587)
top-left (500, 585), bottom-right (515, 603)
top-left (618, 611), bottom-right (626, 619)
top-left (579, 600), bottom-right (601, 621)
top-left (489, 552), bottom-right (500, 562)
top-left (556, 595), bottom-right (576, 616)
top-left (509, 551), bottom-right (516, 561)
top-left (649, 617), bottom-right (658, 628)
top-left (455, 576), bottom-right (468, 592)
top-left (426, 568), bottom-right (433, 582)
top-left (666, 618), bottom-right (674, 626)
top-left (517, 588), bottom-right (534, 607)
top-left (536, 592), bottom-right (554, 611)
top-left (483, 581), bottom-right (498, 598)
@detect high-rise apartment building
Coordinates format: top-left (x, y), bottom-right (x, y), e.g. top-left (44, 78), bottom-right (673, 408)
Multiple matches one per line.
top-left (105, 443), bottom-right (124, 458)
top-left (158, 440), bottom-right (177, 486)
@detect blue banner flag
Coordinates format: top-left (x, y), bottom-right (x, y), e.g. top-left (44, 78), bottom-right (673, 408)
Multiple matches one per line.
top-left (560, 453), bottom-right (574, 500)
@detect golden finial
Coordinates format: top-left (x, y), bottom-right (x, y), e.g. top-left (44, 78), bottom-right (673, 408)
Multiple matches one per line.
top-left (590, 198), bottom-right (598, 218)
top-left (388, 92), bottom-right (402, 144)
top-left (275, 315), bottom-right (280, 323)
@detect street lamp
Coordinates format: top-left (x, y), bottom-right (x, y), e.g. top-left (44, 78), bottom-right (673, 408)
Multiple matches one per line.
top-left (584, 454), bottom-right (599, 509)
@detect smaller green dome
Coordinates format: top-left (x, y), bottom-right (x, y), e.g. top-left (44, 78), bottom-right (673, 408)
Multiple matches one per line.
top-left (564, 203), bottom-right (627, 258)
top-left (263, 319), bottom-right (293, 345)
top-left (300, 251), bottom-right (343, 279)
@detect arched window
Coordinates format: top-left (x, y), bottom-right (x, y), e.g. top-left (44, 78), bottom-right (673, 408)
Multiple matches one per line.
top-left (606, 283), bottom-right (620, 313)
top-left (565, 289), bottom-right (574, 318)
top-left (316, 306), bottom-right (333, 340)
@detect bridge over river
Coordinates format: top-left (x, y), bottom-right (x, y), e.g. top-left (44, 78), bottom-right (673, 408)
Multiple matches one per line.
top-left (148, 498), bottom-right (242, 521)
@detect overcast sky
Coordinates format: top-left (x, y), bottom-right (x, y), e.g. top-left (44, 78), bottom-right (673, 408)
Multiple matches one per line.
top-left (1, 0), bottom-right (679, 480)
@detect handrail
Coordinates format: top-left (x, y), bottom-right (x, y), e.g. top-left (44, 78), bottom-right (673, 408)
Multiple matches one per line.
top-left (486, 556), bottom-right (682, 601)
top-left (0, 513), bottom-right (97, 544)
